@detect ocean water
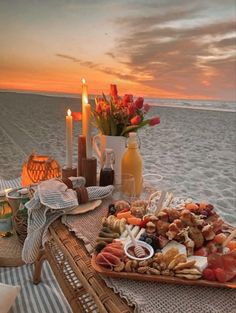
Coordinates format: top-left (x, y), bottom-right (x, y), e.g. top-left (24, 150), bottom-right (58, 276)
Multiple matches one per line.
top-left (146, 98), bottom-right (236, 112)
top-left (6, 90), bottom-right (236, 112)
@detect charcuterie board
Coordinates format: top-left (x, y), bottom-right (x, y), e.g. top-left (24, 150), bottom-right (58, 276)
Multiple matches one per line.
top-left (91, 192), bottom-right (236, 289)
top-left (91, 255), bottom-right (236, 289)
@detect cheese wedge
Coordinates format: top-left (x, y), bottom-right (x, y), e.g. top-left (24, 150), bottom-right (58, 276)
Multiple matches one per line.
top-left (187, 255), bottom-right (208, 272)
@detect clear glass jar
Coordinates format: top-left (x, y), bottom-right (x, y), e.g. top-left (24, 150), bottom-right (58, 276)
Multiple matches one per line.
top-left (0, 190), bottom-right (13, 237)
top-left (18, 188), bottom-right (30, 218)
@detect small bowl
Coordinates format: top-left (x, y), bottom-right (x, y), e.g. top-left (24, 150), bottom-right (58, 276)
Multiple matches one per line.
top-left (124, 240), bottom-right (154, 261)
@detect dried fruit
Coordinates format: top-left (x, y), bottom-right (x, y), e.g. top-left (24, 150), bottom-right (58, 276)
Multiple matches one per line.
top-left (213, 233), bottom-right (227, 244)
top-left (227, 240), bottom-right (236, 251)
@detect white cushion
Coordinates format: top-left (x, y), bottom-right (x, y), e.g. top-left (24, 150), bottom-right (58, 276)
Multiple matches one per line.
top-left (0, 282), bottom-right (20, 313)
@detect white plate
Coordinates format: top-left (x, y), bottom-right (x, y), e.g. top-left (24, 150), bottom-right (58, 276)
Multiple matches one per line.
top-left (67, 200), bottom-right (102, 215)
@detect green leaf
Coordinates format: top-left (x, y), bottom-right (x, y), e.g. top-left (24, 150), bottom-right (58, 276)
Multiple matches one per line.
top-left (121, 120), bottom-right (150, 136)
top-left (102, 93), bottom-right (109, 104)
top-left (110, 116), bottom-right (117, 136)
top-left (103, 117), bottom-right (111, 135)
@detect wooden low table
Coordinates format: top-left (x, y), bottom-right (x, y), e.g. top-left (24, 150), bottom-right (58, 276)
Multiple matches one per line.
top-left (33, 219), bottom-right (133, 313)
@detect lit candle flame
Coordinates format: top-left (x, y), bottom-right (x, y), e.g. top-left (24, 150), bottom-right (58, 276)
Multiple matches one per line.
top-left (84, 98), bottom-right (88, 105)
top-left (82, 78), bottom-right (86, 84)
top-left (67, 109), bottom-right (71, 116)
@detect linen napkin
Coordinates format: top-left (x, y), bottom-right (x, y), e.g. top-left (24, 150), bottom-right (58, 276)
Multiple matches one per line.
top-left (22, 178), bottom-right (114, 263)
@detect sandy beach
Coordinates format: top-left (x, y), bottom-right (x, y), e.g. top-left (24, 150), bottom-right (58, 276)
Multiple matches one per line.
top-left (0, 91), bottom-right (235, 225)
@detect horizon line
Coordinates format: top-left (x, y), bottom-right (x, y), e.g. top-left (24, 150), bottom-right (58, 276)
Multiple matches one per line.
top-left (0, 88), bottom-right (235, 103)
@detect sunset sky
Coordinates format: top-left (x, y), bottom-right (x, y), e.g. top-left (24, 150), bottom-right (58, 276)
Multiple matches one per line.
top-left (0, 0), bottom-right (235, 100)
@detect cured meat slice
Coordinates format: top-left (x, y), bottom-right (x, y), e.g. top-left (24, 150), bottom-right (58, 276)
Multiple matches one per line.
top-left (96, 251), bottom-right (121, 268)
top-left (222, 253), bottom-right (236, 281)
top-left (95, 253), bottom-right (113, 268)
top-left (102, 246), bottom-right (124, 258)
top-left (207, 253), bottom-right (223, 269)
top-left (206, 252), bottom-right (236, 282)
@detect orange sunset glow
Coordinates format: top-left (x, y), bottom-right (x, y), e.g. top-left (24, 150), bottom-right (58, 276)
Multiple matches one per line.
top-left (0, 1), bottom-right (235, 101)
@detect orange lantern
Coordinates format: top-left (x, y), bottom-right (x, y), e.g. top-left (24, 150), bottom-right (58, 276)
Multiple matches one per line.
top-left (21, 153), bottom-right (60, 186)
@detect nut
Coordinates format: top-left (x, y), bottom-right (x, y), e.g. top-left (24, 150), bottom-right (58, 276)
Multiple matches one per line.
top-left (137, 266), bottom-right (149, 274)
top-left (161, 269), bottom-right (171, 276)
top-left (149, 268), bottom-right (161, 275)
top-left (139, 260), bottom-right (149, 267)
top-left (114, 262), bottom-right (125, 272)
top-left (125, 260), bottom-right (133, 272)
top-left (152, 262), bottom-right (161, 270)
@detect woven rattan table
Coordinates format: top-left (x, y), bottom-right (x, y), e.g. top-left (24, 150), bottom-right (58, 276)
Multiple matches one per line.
top-left (33, 219), bottom-right (133, 313)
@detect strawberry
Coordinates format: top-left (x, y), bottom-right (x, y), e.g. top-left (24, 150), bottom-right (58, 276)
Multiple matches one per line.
top-left (202, 268), bottom-right (216, 281)
top-left (214, 268), bottom-right (227, 283)
top-left (194, 247), bottom-right (208, 257)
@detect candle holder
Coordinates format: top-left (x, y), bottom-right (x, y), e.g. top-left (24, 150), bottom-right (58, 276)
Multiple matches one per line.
top-left (78, 135), bottom-right (87, 176)
top-left (81, 157), bottom-right (97, 187)
top-left (61, 166), bottom-right (77, 180)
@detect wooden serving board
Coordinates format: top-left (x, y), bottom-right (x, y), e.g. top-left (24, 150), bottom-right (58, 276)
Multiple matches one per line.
top-left (91, 255), bottom-right (236, 289)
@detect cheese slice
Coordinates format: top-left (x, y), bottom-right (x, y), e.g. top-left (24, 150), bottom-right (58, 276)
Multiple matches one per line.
top-left (120, 224), bottom-right (133, 239)
top-left (187, 255), bottom-right (208, 272)
top-left (136, 228), bottom-right (146, 240)
top-left (162, 240), bottom-right (187, 256)
top-left (131, 226), bottom-right (140, 238)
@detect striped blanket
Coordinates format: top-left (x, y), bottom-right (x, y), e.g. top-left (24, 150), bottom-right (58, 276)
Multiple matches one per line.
top-left (0, 262), bottom-right (72, 313)
top-left (0, 177), bottom-right (72, 313)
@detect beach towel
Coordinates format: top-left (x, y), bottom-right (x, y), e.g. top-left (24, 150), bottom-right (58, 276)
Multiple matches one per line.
top-left (22, 178), bottom-right (114, 263)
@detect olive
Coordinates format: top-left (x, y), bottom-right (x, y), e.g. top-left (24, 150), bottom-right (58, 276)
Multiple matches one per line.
top-left (145, 237), bottom-right (153, 245)
top-left (108, 204), bottom-right (116, 215)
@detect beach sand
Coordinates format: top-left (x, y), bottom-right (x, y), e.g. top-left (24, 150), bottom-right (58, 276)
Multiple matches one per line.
top-left (0, 92), bottom-right (235, 225)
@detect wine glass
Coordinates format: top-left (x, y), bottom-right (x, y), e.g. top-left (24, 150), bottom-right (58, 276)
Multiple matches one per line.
top-left (112, 173), bottom-right (135, 203)
top-left (141, 173), bottom-right (163, 200)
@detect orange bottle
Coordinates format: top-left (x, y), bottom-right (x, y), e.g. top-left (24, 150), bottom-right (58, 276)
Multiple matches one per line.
top-left (121, 132), bottom-right (143, 197)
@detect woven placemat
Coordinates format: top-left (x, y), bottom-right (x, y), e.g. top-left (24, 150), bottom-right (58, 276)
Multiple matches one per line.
top-left (0, 232), bottom-right (24, 267)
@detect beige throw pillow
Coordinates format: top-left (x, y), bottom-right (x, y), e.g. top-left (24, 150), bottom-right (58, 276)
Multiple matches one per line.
top-left (0, 282), bottom-right (21, 313)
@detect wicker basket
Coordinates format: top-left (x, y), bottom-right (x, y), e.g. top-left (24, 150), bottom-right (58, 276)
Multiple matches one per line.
top-left (13, 212), bottom-right (28, 245)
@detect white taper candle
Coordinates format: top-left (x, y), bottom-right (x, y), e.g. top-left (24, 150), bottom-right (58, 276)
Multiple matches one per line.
top-left (66, 109), bottom-right (73, 168)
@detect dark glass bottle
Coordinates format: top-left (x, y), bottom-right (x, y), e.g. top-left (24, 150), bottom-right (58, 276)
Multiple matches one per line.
top-left (99, 148), bottom-right (114, 186)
